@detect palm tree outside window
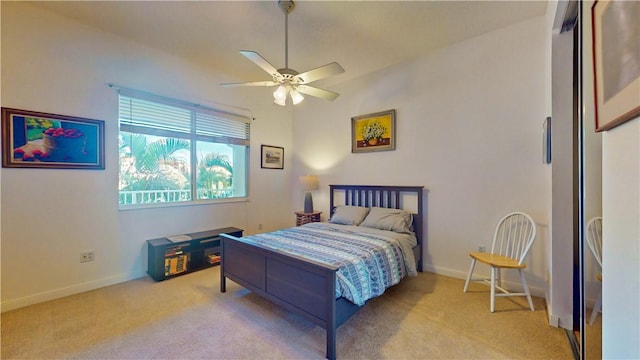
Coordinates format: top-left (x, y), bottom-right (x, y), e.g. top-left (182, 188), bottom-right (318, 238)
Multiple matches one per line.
top-left (117, 91), bottom-right (250, 207)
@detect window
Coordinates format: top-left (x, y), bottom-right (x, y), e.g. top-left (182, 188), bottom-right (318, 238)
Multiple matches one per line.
top-left (118, 90), bottom-right (250, 207)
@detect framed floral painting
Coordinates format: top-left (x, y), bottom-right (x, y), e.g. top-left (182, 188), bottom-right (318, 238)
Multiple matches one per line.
top-left (1, 107), bottom-right (105, 169)
top-left (351, 109), bottom-right (396, 153)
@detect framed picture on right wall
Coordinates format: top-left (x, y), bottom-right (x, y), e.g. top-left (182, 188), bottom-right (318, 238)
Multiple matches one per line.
top-left (591, 0), bottom-right (640, 132)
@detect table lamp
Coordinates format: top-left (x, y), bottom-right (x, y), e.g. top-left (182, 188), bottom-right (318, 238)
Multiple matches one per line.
top-left (300, 175), bottom-right (319, 213)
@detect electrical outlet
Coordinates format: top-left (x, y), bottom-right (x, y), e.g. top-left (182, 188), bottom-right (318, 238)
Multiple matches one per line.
top-left (80, 250), bottom-right (95, 263)
top-left (477, 245), bottom-right (486, 253)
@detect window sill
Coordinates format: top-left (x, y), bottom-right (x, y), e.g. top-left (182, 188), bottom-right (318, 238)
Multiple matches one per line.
top-left (118, 197), bottom-right (249, 211)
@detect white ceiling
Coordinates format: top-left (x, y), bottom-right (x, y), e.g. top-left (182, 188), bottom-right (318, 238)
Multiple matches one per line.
top-left (31, 1), bottom-right (547, 87)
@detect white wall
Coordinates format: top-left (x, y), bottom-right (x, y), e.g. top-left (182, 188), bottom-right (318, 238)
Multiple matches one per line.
top-left (601, 120), bottom-right (640, 358)
top-left (292, 17), bottom-right (550, 295)
top-left (0, 3), bottom-right (294, 311)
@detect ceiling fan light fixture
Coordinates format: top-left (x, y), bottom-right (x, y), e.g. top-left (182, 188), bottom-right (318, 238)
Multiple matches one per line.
top-left (290, 88), bottom-right (304, 105)
top-left (222, 0), bottom-right (344, 104)
top-left (273, 85), bottom-right (288, 105)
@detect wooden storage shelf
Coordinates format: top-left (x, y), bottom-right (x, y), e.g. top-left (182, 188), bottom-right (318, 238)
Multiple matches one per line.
top-left (147, 227), bottom-right (243, 281)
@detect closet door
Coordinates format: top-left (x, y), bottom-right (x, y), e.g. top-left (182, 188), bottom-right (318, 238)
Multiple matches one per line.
top-left (582, 1), bottom-right (603, 358)
top-left (552, 1), bottom-right (604, 358)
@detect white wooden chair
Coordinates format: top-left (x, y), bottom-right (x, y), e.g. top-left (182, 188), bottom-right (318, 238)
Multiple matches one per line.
top-left (463, 212), bottom-right (537, 312)
top-left (586, 217), bottom-right (603, 325)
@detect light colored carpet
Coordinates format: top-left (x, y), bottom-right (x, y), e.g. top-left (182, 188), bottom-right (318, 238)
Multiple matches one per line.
top-left (583, 311), bottom-right (603, 360)
top-left (1, 268), bottom-right (573, 359)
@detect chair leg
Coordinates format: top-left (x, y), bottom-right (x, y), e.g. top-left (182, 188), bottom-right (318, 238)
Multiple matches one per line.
top-left (589, 289), bottom-right (602, 325)
top-left (518, 269), bottom-right (534, 311)
top-left (463, 258), bottom-right (477, 293)
top-left (490, 266), bottom-right (496, 313)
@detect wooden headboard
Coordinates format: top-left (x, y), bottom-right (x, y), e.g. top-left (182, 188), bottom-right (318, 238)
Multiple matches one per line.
top-left (329, 185), bottom-right (425, 270)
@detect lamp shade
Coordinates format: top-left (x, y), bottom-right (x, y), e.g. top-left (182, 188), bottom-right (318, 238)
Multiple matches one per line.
top-left (300, 175), bottom-right (319, 191)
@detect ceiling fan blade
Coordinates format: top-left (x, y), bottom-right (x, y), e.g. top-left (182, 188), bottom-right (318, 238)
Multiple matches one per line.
top-left (239, 50), bottom-right (280, 78)
top-left (220, 80), bottom-right (279, 87)
top-left (295, 62), bottom-right (344, 84)
top-left (296, 84), bottom-right (340, 101)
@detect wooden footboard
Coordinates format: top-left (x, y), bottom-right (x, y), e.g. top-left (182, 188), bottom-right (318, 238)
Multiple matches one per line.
top-left (220, 184), bottom-right (424, 359)
top-left (220, 233), bottom-right (358, 360)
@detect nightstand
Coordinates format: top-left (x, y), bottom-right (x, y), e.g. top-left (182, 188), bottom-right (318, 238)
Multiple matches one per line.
top-left (295, 211), bottom-right (322, 226)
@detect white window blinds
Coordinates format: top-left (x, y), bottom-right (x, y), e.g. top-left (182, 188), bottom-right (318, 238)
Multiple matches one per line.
top-left (118, 89), bottom-right (250, 145)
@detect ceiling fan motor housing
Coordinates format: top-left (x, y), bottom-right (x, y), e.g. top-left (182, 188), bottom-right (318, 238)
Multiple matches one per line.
top-left (276, 68), bottom-right (301, 85)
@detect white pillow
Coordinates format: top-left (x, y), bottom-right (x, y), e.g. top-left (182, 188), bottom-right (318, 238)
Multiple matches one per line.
top-left (360, 207), bottom-right (413, 233)
top-left (329, 205), bottom-right (370, 226)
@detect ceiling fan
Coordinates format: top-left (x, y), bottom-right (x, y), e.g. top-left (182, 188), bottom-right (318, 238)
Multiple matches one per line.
top-left (221, 0), bottom-right (345, 106)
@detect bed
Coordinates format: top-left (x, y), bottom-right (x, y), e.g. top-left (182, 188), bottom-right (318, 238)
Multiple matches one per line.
top-left (220, 184), bottom-right (424, 359)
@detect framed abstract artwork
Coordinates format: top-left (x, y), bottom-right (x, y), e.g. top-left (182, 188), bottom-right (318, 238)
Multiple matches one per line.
top-left (351, 109), bottom-right (396, 153)
top-left (2, 107), bottom-right (105, 169)
top-left (591, 0), bottom-right (640, 132)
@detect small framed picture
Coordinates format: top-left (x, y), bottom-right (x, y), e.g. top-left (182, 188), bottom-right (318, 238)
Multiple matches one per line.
top-left (261, 144), bottom-right (284, 169)
top-left (2, 107), bottom-right (105, 170)
top-left (351, 109), bottom-right (396, 153)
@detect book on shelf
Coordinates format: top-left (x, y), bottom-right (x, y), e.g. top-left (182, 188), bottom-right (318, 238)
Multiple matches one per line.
top-left (207, 254), bottom-right (221, 264)
top-left (164, 254), bottom-right (188, 276)
top-left (164, 246), bottom-right (184, 257)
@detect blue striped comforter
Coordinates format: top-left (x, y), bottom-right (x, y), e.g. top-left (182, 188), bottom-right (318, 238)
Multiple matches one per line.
top-left (240, 222), bottom-right (416, 306)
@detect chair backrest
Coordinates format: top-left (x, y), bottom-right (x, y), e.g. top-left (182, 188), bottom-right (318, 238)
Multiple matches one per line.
top-left (491, 212), bottom-right (537, 265)
top-left (586, 217), bottom-right (603, 269)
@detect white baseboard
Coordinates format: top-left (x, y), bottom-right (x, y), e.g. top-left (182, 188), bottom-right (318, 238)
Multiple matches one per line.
top-left (423, 263), bottom-right (546, 298)
top-left (3, 264), bottom-right (557, 314)
top-left (553, 313), bottom-right (574, 330)
top-left (1, 270), bottom-right (146, 313)
top-left (552, 313), bottom-right (573, 330)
